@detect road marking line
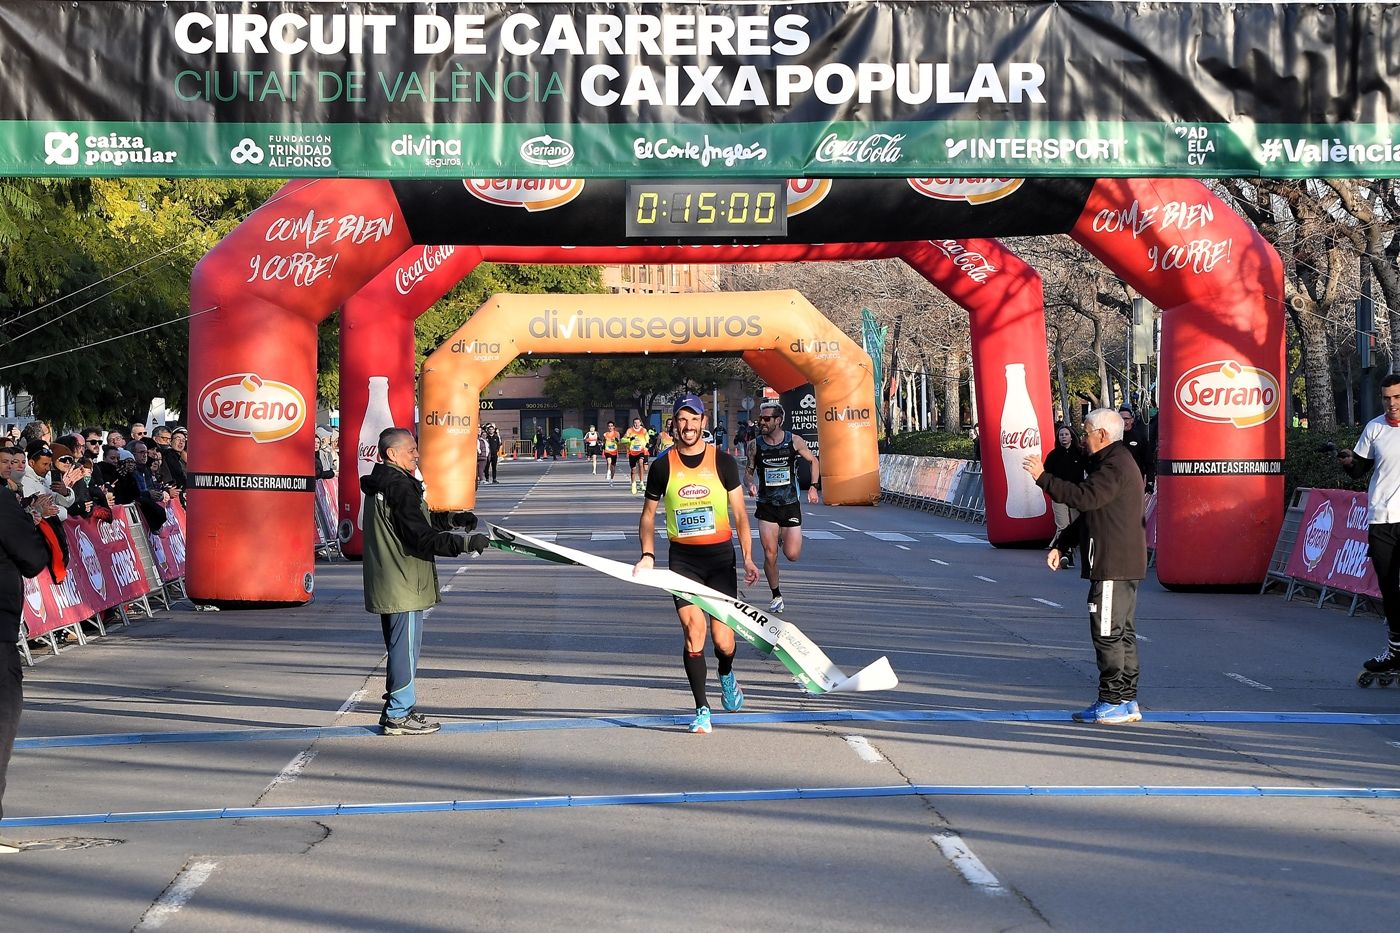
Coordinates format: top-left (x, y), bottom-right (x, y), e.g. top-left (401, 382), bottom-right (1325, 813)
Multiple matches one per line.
top-left (1387, 741), bottom-right (1400, 751)
top-left (931, 833), bottom-right (1006, 895)
top-left (335, 689), bottom-right (366, 718)
top-left (591, 532), bottom-right (624, 541)
top-left (803, 530), bottom-right (843, 540)
top-left (930, 558), bottom-right (949, 566)
top-left (975, 575), bottom-right (997, 583)
top-left (1226, 672), bottom-right (1274, 691)
top-left (441, 584), bottom-right (452, 592)
top-left (935, 533), bottom-right (991, 545)
top-left (867, 531), bottom-right (917, 542)
top-left (1032, 598), bottom-right (1062, 608)
top-left (134, 860), bottom-right (219, 929)
top-left (261, 749), bottom-right (317, 796)
top-left (830, 521), bottom-right (860, 531)
top-left (843, 735), bottom-right (886, 763)
top-left (896, 544), bottom-right (911, 551)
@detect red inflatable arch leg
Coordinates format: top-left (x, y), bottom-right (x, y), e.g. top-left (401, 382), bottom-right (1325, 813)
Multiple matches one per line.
top-left (186, 180), bottom-right (412, 605)
top-left (901, 240), bottom-right (1058, 546)
top-left (1070, 179), bottom-right (1286, 587)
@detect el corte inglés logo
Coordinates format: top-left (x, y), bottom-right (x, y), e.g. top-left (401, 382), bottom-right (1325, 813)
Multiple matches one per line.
top-left (908, 178), bottom-right (1024, 204)
top-left (198, 373), bottom-right (307, 443)
top-left (1174, 360), bottom-right (1280, 428)
top-left (464, 178), bottom-right (585, 211)
top-left (1301, 500), bottom-right (1333, 571)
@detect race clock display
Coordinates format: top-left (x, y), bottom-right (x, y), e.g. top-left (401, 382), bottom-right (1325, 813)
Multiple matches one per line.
top-left (625, 181), bottom-right (788, 238)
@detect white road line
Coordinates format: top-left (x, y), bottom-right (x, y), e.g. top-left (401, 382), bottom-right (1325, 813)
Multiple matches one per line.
top-left (1225, 672), bottom-right (1273, 691)
top-left (592, 532), bottom-right (624, 541)
top-left (975, 575), bottom-right (997, 583)
top-left (896, 544), bottom-right (911, 551)
top-left (930, 833), bottom-right (1006, 895)
top-left (803, 530), bottom-right (843, 540)
top-left (1386, 741), bottom-right (1400, 751)
top-left (930, 558), bottom-right (949, 566)
top-left (1032, 597), bottom-right (1062, 608)
top-left (335, 689), bottom-right (366, 718)
top-left (935, 533), bottom-right (991, 545)
top-left (134, 860), bottom-right (219, 929)
top-left (260, 749), bottom-right (317, 796)
top-left (843, 735), bottom-right (886, 763)
top-left (830, 521), bottom-right (860, 531)
top-left (867, 531), bottom-right (917, 542)
top-left (441, 584), bottom-right (452, 592)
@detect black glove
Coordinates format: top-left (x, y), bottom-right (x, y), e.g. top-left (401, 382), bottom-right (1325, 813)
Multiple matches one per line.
top-left (467, 533), bottom-right (489, 555)
top-left (451, 510), bottom-right (478, 531)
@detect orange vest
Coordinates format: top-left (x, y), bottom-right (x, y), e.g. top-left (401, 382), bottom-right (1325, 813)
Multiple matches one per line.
top-left (663, 446), bottom-right (732, 546)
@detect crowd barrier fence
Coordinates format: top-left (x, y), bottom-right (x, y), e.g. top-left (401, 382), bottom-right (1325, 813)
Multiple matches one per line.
top-left (878, 454), bottom-right (985, 523)
top-left (1263, 487), bottom-right (1380, 618)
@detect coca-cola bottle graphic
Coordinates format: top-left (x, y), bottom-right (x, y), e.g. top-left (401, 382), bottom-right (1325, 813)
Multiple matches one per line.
top-left (999, 363), bottom-right (1047, 519)
top-left (355, 376), bottom-right (394, 533)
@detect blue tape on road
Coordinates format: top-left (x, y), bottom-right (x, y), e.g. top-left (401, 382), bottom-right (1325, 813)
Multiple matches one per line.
top-left (5, 784), bottom-right (1398, 829)
top-left (18, 708), bottom-right (1400, 752)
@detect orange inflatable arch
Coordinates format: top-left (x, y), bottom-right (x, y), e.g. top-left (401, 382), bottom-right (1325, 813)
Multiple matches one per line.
top-left (420, 290), bottom-right (879, 510)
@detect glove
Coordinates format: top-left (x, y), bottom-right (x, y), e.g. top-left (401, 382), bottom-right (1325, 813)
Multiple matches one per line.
top-left (466, 533), bottom-right (490, 556)
top-left (451, 510), bottom-right (478, 531)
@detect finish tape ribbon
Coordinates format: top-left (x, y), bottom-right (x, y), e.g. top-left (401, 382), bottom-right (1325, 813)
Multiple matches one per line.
top-left (485, 524), bottom-right (898, 695)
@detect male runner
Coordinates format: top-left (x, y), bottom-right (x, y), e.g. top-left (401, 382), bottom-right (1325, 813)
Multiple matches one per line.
top-left (626, 417), bottom-right (649, 495)
top-left (745, 401), bottom-right (820, 613)
top-left (584, 425), bottom-right (600, 474)
top-left (602, 421), bottom-right (621, 486)
top-left (634, 395), bottom-right (759, 734)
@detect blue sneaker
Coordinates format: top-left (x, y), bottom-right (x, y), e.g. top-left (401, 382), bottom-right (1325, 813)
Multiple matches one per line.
top-left (719, 673), bottom-right (744, 712)
top-left (1095, 701), bottom-right (1137, 725)
top-left (1072, 701), bottom-right (1111, 723)
top-left (1125, 700), bottom-right (1142, 722)
top-left (688, 706), bottom-right (712, 734)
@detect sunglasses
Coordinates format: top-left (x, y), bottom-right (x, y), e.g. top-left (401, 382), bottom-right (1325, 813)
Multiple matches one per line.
top-left (759, 414), bottom-right (780, 421)
top-left (57, 456), bottom-right (74, 465)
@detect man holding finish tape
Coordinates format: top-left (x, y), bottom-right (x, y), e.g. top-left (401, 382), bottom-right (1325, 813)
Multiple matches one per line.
top-left (634, 394), bottom-right (759, 734)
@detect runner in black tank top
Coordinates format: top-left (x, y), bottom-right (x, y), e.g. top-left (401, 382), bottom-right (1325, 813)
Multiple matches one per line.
top-left (744, 401), bottom-right (820, 614)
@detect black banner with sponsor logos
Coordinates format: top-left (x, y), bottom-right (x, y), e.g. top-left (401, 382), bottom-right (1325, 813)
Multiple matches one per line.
top-left (187, 472), bottom-right (317, 492)
top-left (0, 1), bottom-right (1398, 178)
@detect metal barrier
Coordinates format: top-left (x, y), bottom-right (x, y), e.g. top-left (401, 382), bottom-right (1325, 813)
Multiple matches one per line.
top-left (878, 454), bottom-right (985, 524)
top-left (1260, 487), bottom-right (1309, 596)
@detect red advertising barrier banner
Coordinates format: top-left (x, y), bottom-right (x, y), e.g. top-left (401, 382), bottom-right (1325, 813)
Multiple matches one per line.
top-left (149, 499), bottom-right (189, 583)
top-left (1283, 488), bottom-right (1381, 599)
top-left (21, 510), bottom-right (156, 640)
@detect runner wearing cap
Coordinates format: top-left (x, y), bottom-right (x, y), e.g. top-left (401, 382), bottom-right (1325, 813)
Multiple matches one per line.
top-left (633, 393), bottom-right (759, 734)
top-left (745, 401), bottom-right (820, 614)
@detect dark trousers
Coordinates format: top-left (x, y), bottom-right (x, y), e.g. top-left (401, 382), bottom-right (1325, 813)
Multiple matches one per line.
top-left (1087, 579), bottom-right (1140, 704)
top-left (380, 610), bottom-right (425, 720)
top-left (485, 452), bottom-right (499, 482)
top-left (1366, 523), bottom-right (1400, 639)
top-left (0, 641), bottom-right (22, 822)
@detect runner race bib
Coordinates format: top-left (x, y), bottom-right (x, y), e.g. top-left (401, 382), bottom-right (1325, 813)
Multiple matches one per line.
top-left (764, 467), bottom-right (792, 487)
top-left (674, 505), bottom-right (717, 538)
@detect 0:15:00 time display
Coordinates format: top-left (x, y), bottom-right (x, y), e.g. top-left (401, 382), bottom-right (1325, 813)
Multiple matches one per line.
top-left (624, 182), bottom-right (788, 238)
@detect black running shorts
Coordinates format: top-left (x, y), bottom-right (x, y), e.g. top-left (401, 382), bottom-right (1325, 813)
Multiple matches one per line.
top-left (668, 541), bottom-right (738, 610)
top-left (755, 501), bottom-right (803, 527)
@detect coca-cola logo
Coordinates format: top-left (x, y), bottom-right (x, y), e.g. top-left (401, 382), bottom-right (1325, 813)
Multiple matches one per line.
top-left (787, 178), bottom-right (831, 216)
top-left (813, 132), bottom-right (905, 165)
top-left (198, 373), bottom-right (306, 443)
top-left (908, 178), bottom-right (1024, 204)
top-left (677, 483), bottom-right (709, 500)
top-left (464, 178), bottom-right (585, 212)
top-left (1301, 501), bottom-right (1333, 570)
top-left (931, 240), bottom-right (998, 283)
top-left (394, 245), bottom-right (456, 296)
top-left (1000, 427), bottom-right (1042, 450)
top-left (1175, 360), bottom-right (1280, 429)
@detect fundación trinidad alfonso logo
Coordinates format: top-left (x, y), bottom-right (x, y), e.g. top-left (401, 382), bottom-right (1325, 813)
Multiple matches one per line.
top-left (1174, 360), bottom-right (1281, 428)
top-left (1300, 499), bottom-right (1334, 571)
top-left (464, 178), bottom-right (585, 211)
top-left (198, 373), bottom-right (307, 443)
top-left (908, 178), bottom-right (1024, 204)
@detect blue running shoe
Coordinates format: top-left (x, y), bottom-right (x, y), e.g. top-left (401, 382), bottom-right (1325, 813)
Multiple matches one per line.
top-left (1125, 700), bottom-right (1142, 722)
top-left (688, 706), bottom-right (712, 734)
top-left (1072, 701), bottom-right (1111, 723)
top-left (1095, 701), bottom-right (1136, 725)
top-left (719, 673), bottom-right (744, 712)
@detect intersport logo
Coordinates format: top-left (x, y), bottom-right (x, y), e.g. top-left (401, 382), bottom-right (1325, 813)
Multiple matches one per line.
top-left (198, 373), bottom-right (306, 443)
top-left (464, 178), bottom-right (584, 211)
top-left (908, 178), bottom-right (1024, 204)
top-left (1174, 360), bottom-right (1280, 429)
top-left (520, 135), bottom-right (574, 167)
top-left (1301, 500), bottom-right (1333, 571)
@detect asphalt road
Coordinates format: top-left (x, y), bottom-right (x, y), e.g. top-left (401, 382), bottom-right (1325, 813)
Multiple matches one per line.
top-left (3, 457), bottom-right (1398, 932)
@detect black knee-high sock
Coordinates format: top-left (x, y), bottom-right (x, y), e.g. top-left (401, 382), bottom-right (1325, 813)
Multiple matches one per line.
top-left (683, 652), bottom-right (708, 707)
top-left (714, 647), bottom-right (735, 677)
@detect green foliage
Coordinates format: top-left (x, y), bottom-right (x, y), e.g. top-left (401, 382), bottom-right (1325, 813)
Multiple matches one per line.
top-left (881, 429), bottom-right (976, 458)
top-left (544, 356), bottom-right (734, 413)
top-left (1284, 423), bottom-right (1365, 501)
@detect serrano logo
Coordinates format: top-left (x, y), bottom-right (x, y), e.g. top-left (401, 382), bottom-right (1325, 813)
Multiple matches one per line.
top-left (787, 179), bottom-right (831, 216)
top-left (1174, 360), bottom-right (1280, 428)
top-left (23, 576), bottom-right (44, 622)
top-left (198, 373), bottom-right (306, 443)
top-left (677, 483), bottom-right (710, 500)
top-left (520, 135), bottom-right (575, 167)
top-left (1301, 500), bottom-right (1333, 571)
top-left (77, 529), bottom-right (106, 599)
top-left (464, 178), bottom-right (585, 211)
top-left (908, 178), bottom-right (1024, 204)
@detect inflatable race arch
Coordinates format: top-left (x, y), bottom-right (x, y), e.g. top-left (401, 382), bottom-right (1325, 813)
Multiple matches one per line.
top-left (187, 177), bottom-right (1283, 606)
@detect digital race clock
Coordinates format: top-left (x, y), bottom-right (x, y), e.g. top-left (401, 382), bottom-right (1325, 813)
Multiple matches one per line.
top-left (625, 181), bottom-right (788, 238)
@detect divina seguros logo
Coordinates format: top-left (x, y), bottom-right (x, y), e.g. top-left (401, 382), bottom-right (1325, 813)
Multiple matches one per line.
top-left (1174, 360), bottom-right (1281, 429)
top-left (198, 373), bottom-right (306, 443)
top-left (528, 309), bottom-right (762, 346)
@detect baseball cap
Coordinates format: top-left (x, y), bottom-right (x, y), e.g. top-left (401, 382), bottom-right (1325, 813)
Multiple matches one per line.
top-left (116, 448), bottom-right (136, 462)
top-left (673, 394), bottom-right (706, 417)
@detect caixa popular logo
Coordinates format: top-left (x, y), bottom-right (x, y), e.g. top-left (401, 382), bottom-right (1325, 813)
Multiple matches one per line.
top-left (1301, 500), bottom-right (1333, 571)
top-left (519, 135), bottom-right (575, 167)
top-left (908, 178), bottom-right (1024, 204)
top-left (1174, 360), bottom-right (1280, 428)
top-left (677, 482), bottom-right (710, 500)
top-left (464, 178), bottom-right (585, 212)
top-left (198, 373), bottom-right (306, 443)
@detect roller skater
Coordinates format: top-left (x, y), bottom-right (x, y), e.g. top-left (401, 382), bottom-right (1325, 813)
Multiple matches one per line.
top-left (1357, 649), bottom-right (1400, 687)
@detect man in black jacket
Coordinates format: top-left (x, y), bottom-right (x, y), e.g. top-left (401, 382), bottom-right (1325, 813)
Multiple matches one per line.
top-left (1, 484), bottom-right (57, 852)
top-left (1025, 407), bottom-right (1148, 725)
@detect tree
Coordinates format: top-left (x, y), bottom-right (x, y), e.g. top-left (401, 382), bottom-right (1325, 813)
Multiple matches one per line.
top-left (545, 355), bottom-right (739, 417)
